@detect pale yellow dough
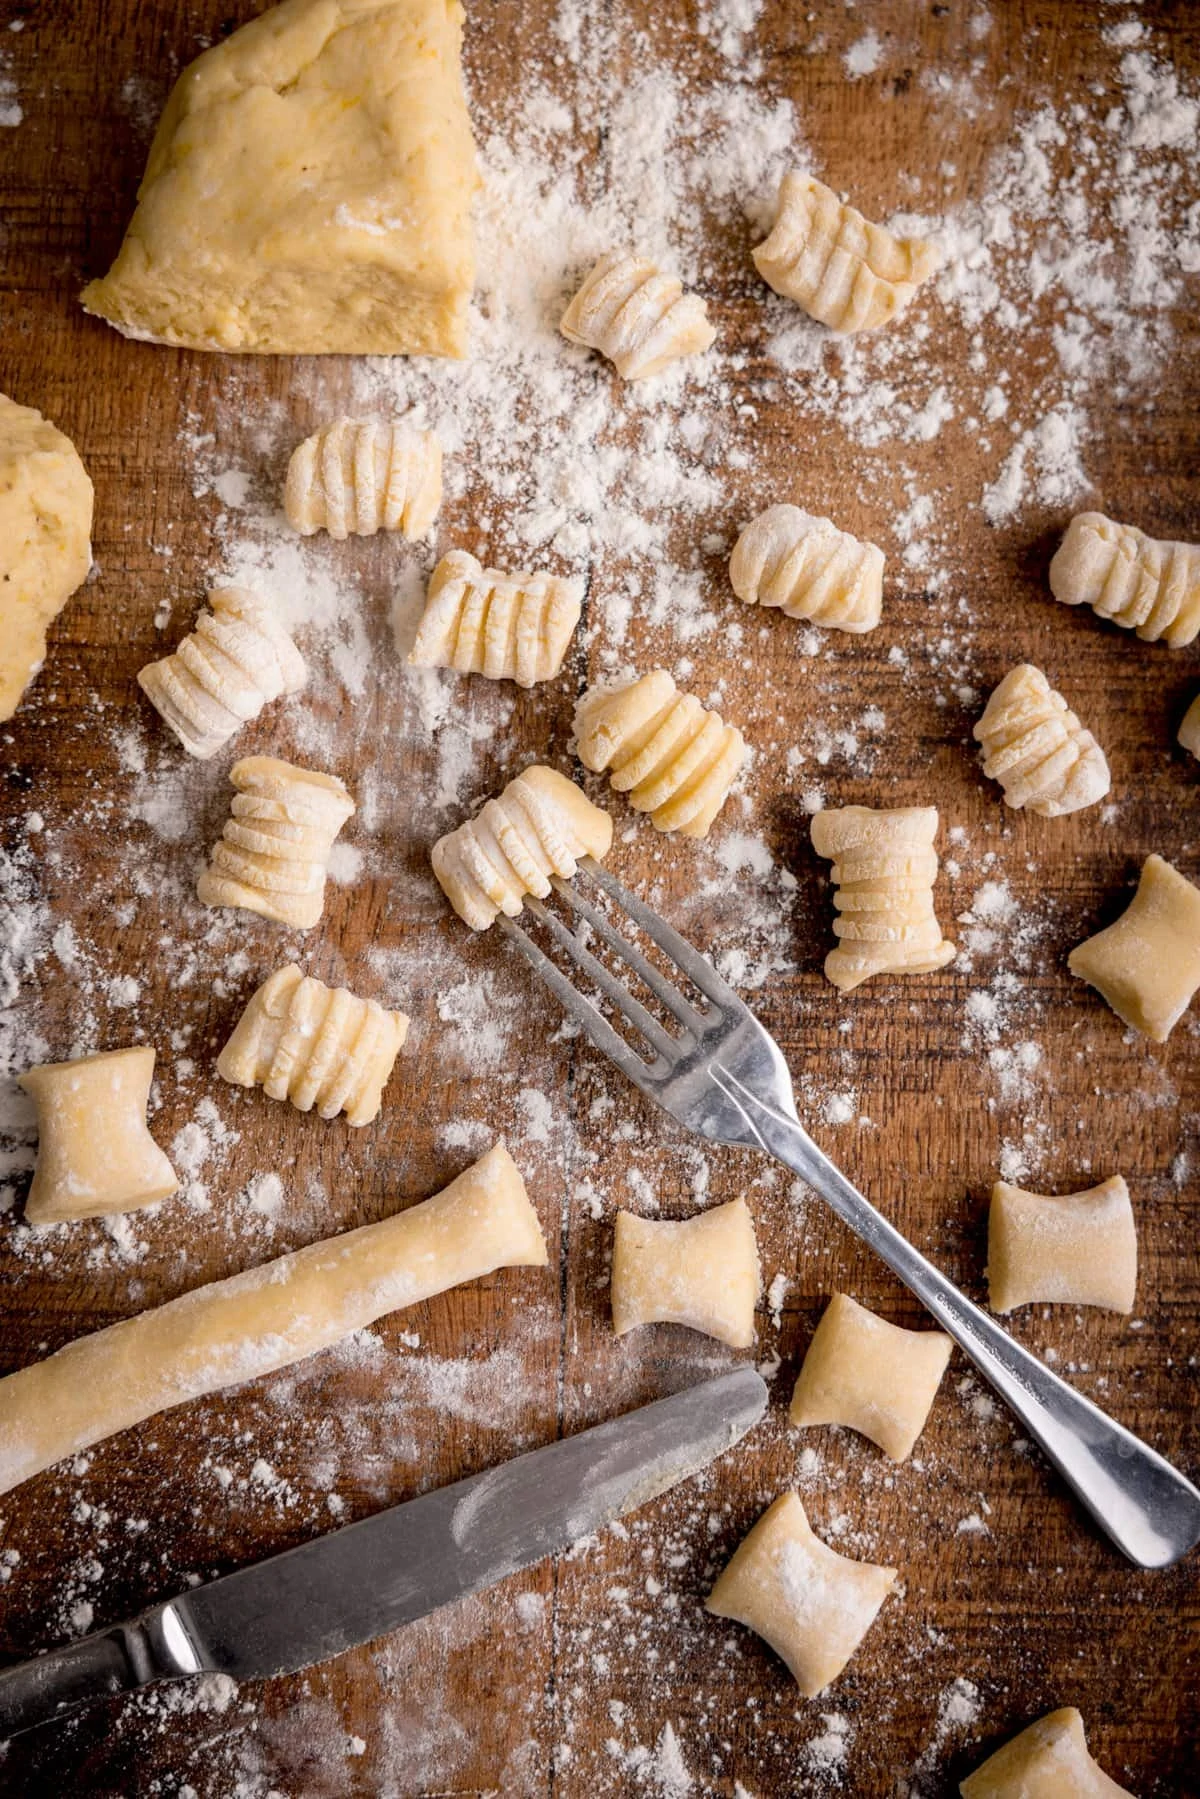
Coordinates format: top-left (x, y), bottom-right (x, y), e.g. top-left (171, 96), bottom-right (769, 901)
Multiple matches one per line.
top-left (18, 1047), bottom-right (179, 1225)
top-left (1179, 692), bottom-right (1200, 758)
top-left (197, 754), bottom-right (356, 929)
top-left (789, 1292), bottom-right (952, 1462)
top-left (986, 1176), bottom-right (1137, 1314)
top-left (611, 1199), bottom-right (760, 1348)
top-left (706, 1491), bottom-right (896, 1697)
top-left (0, 392), bottom-right (93, 722)
top-left (0, 1142), bottom-right (546, 1499)
top-left (81, 0), bottom-right (477, 356)
top-left (729, 503), bottom-right (884, 634)
top-left (974, 664), bottom-right (1109, 817)
top-left (1068, 853), bottom-right (1200, 1042)
top-left (410, 549), bottom-right (583, 687)
top-left (811, 805), bottom-right (956, 991)
top-left (960, 1706), bottom-right (1133, 1798)
top-left (574, 669), bottom-right (746, 839)
top-left (138, 586), bottom-right (307, 759)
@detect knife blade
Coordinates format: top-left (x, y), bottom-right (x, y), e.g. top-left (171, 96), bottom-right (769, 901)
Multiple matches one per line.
top-left (0, 1365), bottom-right (767, 1738)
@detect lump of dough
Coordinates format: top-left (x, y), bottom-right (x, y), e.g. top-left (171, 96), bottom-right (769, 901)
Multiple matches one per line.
top-left (986, 1175), bottom-right (1137, 1314)
top-left (788, 1292), bottom-right (952, 1462)
top-left (0, 392), bottom-right (93, 722)
top-left (82, 0), bottom-right (477, 356)
top-left (1067, 853), bottom-right (1200, 1042)
top-left (706, 1490), bottom-right (896, 1696)
top-left (960, 1706), bottom-right (1133, 1798)
top-left (18, 1046), bottom-right (178, 1224)
top-left (611, 1199), bottom-right (760, 1348)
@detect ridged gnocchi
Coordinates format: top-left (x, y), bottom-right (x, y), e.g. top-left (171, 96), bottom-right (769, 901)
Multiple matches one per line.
top-left (1049, 511), bottom-right (1200, 647)
top-left (409, 549), bottom-right (582, 687)
top-left (197, 755), bottom-right (356, 930)
top-left (218, 965), bottom-right (409, 1127)
top-left (974, 663), bottom-right (1109, 816)
top-left (559, 250), bottom-right (716, 380)
top-left (754, 172), bottom-right (941, 333)
top-left (810, 805), bottom-right (956, 991)
top-left (729, 503), bottom-right (884, 633)
top-left (574, 670), bottom-right (746, 839)
top-left (138, 586), bottom-right (307, 759)
top-left (284, 417), bottom-right (442, 540)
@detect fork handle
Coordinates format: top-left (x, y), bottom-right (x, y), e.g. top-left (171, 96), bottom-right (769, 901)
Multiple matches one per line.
top-left (715, 1070), bottom-right (1200, 1569)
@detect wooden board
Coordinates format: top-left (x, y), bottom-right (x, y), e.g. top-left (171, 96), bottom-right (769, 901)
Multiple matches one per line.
top-left (1, 1), bottom-right (1198, 1793)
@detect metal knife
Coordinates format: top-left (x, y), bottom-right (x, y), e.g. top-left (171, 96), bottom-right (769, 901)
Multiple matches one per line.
top-left (0, 1365), bottom-right (767, 1739)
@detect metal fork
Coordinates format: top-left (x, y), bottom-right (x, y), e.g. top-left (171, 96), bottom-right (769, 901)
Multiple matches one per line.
top-left (497, 858), bottom-right (1200, 1570)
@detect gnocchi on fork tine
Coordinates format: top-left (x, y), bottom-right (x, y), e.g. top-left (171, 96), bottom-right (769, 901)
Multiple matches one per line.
top-left (487, 857), bottom-right (1200, 1570)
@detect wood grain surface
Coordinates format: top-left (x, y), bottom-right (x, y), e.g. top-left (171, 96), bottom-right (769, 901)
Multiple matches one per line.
top-left (1, 1), bottom-right (1198, 1795)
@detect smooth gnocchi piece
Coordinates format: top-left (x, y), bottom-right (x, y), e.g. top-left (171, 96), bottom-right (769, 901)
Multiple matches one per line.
top-left (960, 1706), bottom-right (1133, 1798)
top-left (137, 586), bottom-right (307, 760)
top-left (986, 1176), bottom-right (1137, 1315)
top-left (973, 663), bottom-right (1109, 817)
top-left (753, 172), bottom-right (941, 333)
top-left (810, 805), bottom-right (956, 992)
top-left (197, 755), bottom-right (356, 930)
top-left (1068, 853), bottom-right (1200, 1042)
top-left (559, 250), bottom-right (717, 380)
top-left (218, 965), bottom-right (409, 1127)
top-left (706, 1491), bottom-right (897, 1697)
top-left (574, 669), bottom-right (746, 839)
top-left (284, 417), bottom-right (442, 540)
top-left (0, 1144), bottom-right (547, 1500)
top-left (1049, 511), bottom-right (1200, 647)
top-left (1178, 692), bottom-right (1200, 758)
top-left (432, 764), bottom-right (613, 931)
top-left (18, 1047), bottom-right (179, 1225)
top-left (728, 503), bottom-right (884, 634)
top-left (409, 549), bottom-right (582, 687)
top-left (789, 1292), bottom-right (952, 1462)
top-left (611, 1199), bottom-right (760, 1349)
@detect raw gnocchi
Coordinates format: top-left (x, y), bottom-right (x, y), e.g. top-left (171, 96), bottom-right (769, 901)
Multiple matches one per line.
top-left (1068, 853), bottom-right (1200, 1042)
top-left (753, 172), bottom-right (941, 333)
top-left (1178, 692), bottom-right (1200, 758)
top-left (409, 549), bottom-right (582, 687)
top-left (432, 764), bottom-right (613, 930)
top-left (974, 664), bottom-right (1109, 817)
top-left (196, 755), bottom-right (356, 930)
top-left (284, 417), bottom-right (442, 540)
top-left (728, 504), bottom-right (884, 633)
top-left (1049, 511), bottom-right (1200, 647)
top-left (559, 250), bottom-right (716, 380)
top-left (986, 1176), bottom-right (1137, 1315)
top-left (611, 1199), bottom-right (760, 1348)
top-left (574, 669), bottom-right (746, 838)
top-left (789, 1292), bottom-right (952, 1462)
top-left (706, 1490), bottom-right (897, 1697)
top-left (959, 1706), bottom-right (1133, 1798)
top-left (218, 965), bottom-right (409, 1127)
top-left (138, 586), bottom-right (307, 760)
top-left (18, 1046), bottom-right (179, 1225)
top-left (810, 805), bottom-right (956, 991)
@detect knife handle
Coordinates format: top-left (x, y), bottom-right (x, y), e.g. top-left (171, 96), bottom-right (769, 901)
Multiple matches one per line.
top-left (0, 1602), bottom-right (202, 1738)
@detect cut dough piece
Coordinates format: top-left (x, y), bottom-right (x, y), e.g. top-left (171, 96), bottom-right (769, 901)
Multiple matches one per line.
top-left (706, 1491), bottom-right (896, 1696)
top-left (789, 1292), bottom-right (952, 1462)
top-left (611, 1199), bottom-right (760, 1348)
top-left (1179, 693), bottom-right (1200, 758)
top-left (284, 418), bottom-right (442, 539)
top-left (138, 586), bottom-right (307, 759)
top-left (218, 964), bottom-right (409, 1126)
top-left (1068, 853), bottom-right (1200, 1042)
top-left (754, 172), bottom-right (940, 333)
top-left (0, 392), bottom-right (93, 722)
top-left (18, 1047), bottom-right (179, 1226)
top-left (811, 805), bottom-right (956, 991)
top-left (974, 664), bottom-right (1109, 817)
top-left (432, 765), bottom-right (613, 930)
top-left (559, 250), bottom-right (716, 380)
top-left (197, 755), bottom-right (356, 929)
top-left (729, 503), bottom-right (884, 634)
top-left (1049, 512), bottom-right (1200, 647)
top-left (409, 549), bottom-right (583, 687)
top-left (0, 1142), bottom-right (546, 1499)
top-left (81, 0), bottom-right (477, 356)
top-left (986, 1176), bottom-right (1137, 1314)
top-left (960, 1707), bottom-right (1133, 1798)
top-left (574, 669), bottom-right (746, 839)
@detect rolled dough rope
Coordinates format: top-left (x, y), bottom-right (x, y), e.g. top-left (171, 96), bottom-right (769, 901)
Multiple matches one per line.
top-left (0, 1142), bottom-right (547, 1500)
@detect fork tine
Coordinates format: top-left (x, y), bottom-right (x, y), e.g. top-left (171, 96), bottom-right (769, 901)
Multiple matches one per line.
top-left (548, 876), bottom-right (705, 1035)
top-left (578, 860), bottom-right (741, 1011)
top-left (496, 914), bottom-right (663, 1094)
top-left (523, 898), bottom-right (678, 1062)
